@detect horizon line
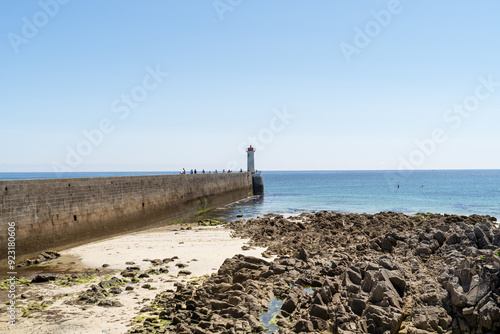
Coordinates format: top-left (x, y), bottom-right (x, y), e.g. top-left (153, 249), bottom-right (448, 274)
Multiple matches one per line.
top-left (0, 168), bottom-right (499, 173)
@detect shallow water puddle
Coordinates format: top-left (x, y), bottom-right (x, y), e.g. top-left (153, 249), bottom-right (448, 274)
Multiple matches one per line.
top-left (303, 285), bottom-right (315, 294)
top-left (259, 297), bottom-right (284, 332)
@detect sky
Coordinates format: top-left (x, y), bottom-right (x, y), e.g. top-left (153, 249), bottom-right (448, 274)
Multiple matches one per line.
top-left (1, 0), bottom-right (499, 172)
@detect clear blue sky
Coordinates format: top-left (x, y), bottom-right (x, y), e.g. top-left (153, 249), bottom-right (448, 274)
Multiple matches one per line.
top-left (1, 0), bottom-right (499, 172)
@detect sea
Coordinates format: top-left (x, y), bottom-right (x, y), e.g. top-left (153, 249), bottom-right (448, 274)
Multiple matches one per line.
top-left (1, 170), bottom-right (499, 220)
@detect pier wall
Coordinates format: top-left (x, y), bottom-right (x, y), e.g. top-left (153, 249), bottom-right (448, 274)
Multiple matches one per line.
top-left (0, 173), bottom-right (253, 261)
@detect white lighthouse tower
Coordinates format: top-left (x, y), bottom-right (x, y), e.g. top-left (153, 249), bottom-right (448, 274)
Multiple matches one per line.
top-left (246, 145), bottom-right (263, 195)
top-left (247, 145), bottom-right (255, 173)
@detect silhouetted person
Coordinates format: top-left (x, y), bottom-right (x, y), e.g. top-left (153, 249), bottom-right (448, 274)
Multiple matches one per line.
top-left (194, 169), bottom-right (197, 174)
top-left (202, 169), bottom-right (205, 174)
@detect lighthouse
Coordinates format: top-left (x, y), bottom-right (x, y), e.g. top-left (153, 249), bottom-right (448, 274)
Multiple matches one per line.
top-left (247, 145), bottom-right (264, 195)
top-left (247, 145), bottom-right (255, 173)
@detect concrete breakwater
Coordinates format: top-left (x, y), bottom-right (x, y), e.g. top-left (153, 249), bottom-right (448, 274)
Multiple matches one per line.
top-left (0, 173), bottom-right (253, 261)
top-left (252, 173), bottom-right (264, 195)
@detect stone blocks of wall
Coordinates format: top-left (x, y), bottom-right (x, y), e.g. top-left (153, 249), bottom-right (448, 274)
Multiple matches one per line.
top-left (0, 173), bottom-right (253, 261)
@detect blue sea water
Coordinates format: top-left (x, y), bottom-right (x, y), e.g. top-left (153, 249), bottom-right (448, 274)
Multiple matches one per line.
top-left (235, 170), bottom-right (500, 219)
top-left (1, 170), bottom-right (499, 219)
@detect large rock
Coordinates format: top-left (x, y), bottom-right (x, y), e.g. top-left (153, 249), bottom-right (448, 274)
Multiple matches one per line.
top-left (350, 298), bottom-right (367, 316)
top-left (245, 314), bottom-right (265, 332)
top-left (97, 299), bottom-right (123, 307)
top-left (412, 306), bottom-right (452, 332)
top-left (380, 235), bottom-right (396, 252)
top-left (416, 244), bottom-right (432, 257)
top-left (343, 271), bottom-right (361, 294)
top-left (346, 268), bottom-right (362, 285)
top-left (363, 305), bottom-right (403, 332)
top-left (294, 319), bottom-right (314, 333)
top-left (465, 275), bottom-right (490, 306)
top-left (309, 304), bottom-right (329, 321)
top-left (474, 226), bottom-right (491, 248)
top-left (433, 229), bottom-right (446, 245)
top-left (217, 255), bottom-right (270, 276)
top-left (445, 276), bottom-right (468, 307)
top-left (281, 293), bottom-right (298, 314)
top-left (387, 272), bottom-right (406, 297)
top-left (370, 281), bottom-right (401, 308)
top-left (318, 285), bottom-right (334, 304)
top-left (209, 299), bottom-right (233, 310)
top-left (478, 299), bottom-right (500, 331)
top-left (219, 306), bottom-right (246, 318)
top-left (310, 316), bottom-right (329, 331)
top-left (31, 274), bottom-right (57, 283)
top-left (446, 232), bottom-right (462, 245)
top-left (361, 271), bottom-right (377, 293)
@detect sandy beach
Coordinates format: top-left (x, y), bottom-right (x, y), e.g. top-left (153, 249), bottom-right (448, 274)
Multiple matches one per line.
top-left (0, 224), bottom-right (269, 334)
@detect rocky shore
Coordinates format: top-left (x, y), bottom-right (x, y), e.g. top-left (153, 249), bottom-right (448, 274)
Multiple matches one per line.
top-left (127, 212), bottom-right (500, 334)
